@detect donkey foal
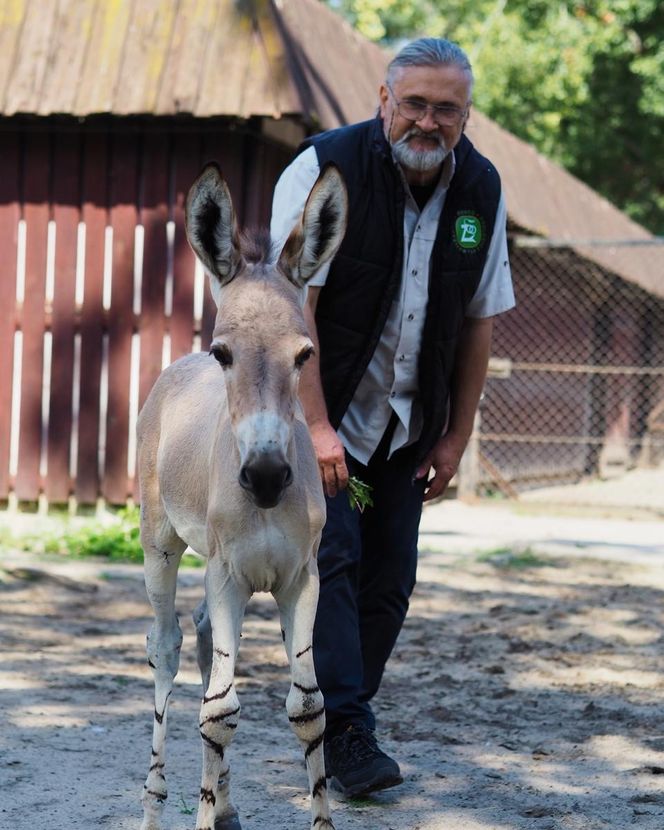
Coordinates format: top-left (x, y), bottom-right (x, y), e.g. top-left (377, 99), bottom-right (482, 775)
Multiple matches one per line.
top-left (137, 163), bottom-right (347, 830)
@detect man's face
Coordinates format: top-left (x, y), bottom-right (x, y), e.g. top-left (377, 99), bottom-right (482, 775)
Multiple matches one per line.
top-left (380, 64), bottom-right (472, 178)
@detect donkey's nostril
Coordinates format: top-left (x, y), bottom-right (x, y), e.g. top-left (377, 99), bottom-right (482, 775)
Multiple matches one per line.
top-left (239, 465), bottom-right (252, 490)
top-left (282, 465), bottom-right (293, 488)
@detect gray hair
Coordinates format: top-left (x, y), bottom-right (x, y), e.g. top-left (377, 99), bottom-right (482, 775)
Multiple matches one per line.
top-left (387, 37), bottom-right (473, 84)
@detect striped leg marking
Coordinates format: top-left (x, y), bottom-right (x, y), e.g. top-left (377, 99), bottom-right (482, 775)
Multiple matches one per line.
top-left (277, 566), bottom-right (335, 830)
top-left (194, 575), bottom-right (248, 830)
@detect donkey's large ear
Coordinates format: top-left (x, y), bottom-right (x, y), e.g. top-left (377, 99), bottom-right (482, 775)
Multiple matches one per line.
top-left (278, 164), bottom-right (347, 288)
top-left (185, 163), bottom-right (243, 299)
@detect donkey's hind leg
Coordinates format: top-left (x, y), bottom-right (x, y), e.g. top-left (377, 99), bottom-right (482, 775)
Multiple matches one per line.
top-left (193, 598), bottom-right (213, 693)
top-left (276, 560), bottom-right (334, 830)
top-left (140, 508), bottom-right (187, 830)
top-left (195, 567), bottom-right (249, 830)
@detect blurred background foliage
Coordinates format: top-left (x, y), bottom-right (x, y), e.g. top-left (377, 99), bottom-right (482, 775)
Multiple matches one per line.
top-left (324, 0), bottom-right (664, 234)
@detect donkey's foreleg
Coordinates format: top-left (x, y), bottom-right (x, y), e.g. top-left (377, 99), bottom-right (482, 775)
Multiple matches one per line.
top-left (195, 570), bottom-right (249, 830)
top-left (141, 540), bottom-right (186, 830)
top-left (277, 561), bottom-right (334, 830)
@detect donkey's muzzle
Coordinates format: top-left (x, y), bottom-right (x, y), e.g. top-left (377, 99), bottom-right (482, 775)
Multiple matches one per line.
top-left (239, 451), bottom-right (293, 509)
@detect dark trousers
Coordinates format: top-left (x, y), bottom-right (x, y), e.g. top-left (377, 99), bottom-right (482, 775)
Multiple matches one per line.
top-left (313, 429), bottom-right (426, 737)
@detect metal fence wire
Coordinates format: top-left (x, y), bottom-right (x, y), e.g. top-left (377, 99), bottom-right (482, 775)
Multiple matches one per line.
top-left (474, 236), bottom-right (664, 497)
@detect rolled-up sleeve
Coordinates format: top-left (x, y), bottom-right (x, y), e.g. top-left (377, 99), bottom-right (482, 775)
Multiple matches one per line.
top-left (466, 193), bottom-right (515, 318)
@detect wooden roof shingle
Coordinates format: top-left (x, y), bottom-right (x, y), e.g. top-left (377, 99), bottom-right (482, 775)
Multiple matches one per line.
top-left (1, 0), bottom-right (659, 296)
top-left (0, 0), bottom-right (375, 122)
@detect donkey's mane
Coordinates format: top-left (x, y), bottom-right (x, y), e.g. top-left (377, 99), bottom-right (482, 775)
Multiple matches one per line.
top-left (241, 228), bottom-right (275, 266)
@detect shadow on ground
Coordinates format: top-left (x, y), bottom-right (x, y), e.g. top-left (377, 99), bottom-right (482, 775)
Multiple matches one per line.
top-left (0, 547), bottom-right (663, 829)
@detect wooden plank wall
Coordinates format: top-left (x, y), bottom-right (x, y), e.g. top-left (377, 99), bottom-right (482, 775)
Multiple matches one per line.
top-left (0, 117), bottom-right (291, 506)
top-left (0, 131), bottom-right (20, 500)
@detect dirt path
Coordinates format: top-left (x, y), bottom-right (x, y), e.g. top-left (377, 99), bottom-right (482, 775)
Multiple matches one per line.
top-left (1, 542), bottom-right (664, 830)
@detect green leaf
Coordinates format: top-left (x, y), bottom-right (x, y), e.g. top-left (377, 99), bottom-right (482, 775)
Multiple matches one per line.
top-left (347, 476), bottom-right (374, 512)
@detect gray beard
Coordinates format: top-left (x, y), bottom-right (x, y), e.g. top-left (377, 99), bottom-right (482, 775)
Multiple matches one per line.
top-left (391, 130), bottom-right (449, 172)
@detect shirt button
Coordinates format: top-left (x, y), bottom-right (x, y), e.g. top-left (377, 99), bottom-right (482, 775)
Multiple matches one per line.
top-left (398, 354), bottom-right (405, 361)
top-left (390, 391), bottom-right (396, 398)
top-left (411, 269), bottom-right (418, 276)
top-left (407, 313), bottom-right (415, 320)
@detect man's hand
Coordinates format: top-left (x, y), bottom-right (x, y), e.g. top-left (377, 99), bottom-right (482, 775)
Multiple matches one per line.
top-left (298, 286), bottom-right (348, 497)
top-left (309, 420), bottom-right (349, 498)
top-left (415, 433), bottom-right (466, 502)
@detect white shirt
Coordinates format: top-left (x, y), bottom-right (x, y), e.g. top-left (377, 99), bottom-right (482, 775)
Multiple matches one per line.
top-left (271, 144), bottom-right (515, 464)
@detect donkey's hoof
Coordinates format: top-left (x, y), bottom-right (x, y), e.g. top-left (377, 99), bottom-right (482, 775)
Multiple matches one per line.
top-left (214, 814), bottom-right (242, 830)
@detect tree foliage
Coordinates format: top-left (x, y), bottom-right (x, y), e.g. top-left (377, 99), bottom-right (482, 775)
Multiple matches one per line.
top-left (325, 0), bottom-right (664, 233)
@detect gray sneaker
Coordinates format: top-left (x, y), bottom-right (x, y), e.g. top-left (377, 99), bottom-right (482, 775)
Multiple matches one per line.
top-left (324, 724), bottom-right (403, 797)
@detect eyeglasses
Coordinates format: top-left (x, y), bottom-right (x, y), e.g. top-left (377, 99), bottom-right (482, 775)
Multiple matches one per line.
top-left (386, 82), bottom-right (468, 127)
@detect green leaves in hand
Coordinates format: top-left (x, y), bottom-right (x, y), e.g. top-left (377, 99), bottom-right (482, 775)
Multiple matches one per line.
top-left (347, 476), bottom-right (373, 512)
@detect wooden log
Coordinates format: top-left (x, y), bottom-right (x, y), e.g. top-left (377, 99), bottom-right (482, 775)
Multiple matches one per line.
top-left (46, 128), bottom-right (80, 503)
top-left (170, 130), bottom-right (201, 361)
top-left (76, 126), bottom-right (108, 504)
top-left (0, 130), bottom-right (21, 499)
top-left (15, 131), bottom-right (49, 502)
top-left (103, 128), bottom-right (137, 505)
top-left (138, 130), bottom-right (170, 409)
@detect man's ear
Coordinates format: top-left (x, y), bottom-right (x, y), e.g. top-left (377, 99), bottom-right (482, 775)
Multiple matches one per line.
top-left (462, 101), bottom-right (472, 132)
top-left (379, 83), bottom-right (390, 119)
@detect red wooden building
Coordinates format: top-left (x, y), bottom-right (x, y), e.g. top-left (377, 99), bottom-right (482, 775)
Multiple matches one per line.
top-left (0, 0), bottom-right (661, 507)
top-left (0, 0), bottom-right (385, 507)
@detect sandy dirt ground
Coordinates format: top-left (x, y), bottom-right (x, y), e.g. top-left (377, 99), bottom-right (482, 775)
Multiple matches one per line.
top-left (2, 503), bottom-right (664, 830)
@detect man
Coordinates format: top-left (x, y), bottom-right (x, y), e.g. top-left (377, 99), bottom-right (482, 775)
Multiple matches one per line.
top-left (270, 37), bottom-right (514, 797)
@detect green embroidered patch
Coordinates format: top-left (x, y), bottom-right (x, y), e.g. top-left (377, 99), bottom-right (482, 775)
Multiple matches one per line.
top-left (455, 214), bottom-right (483, 250)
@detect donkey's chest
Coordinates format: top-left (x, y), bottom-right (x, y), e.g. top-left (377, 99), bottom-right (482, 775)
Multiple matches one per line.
top-left (215, 511), bottom-right (319, 592)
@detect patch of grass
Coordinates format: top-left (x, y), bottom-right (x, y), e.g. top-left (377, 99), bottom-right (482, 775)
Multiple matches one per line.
top-left (0, 527), bottom-right (29, 552)
top-left (42, 507), bottom-right (144, 563)
top-left (4, 507), bottom-right (204, 567)
top-left (181, 553), bottom-right (204, 568)
top-left (477, 546), bottom-right (547, 570)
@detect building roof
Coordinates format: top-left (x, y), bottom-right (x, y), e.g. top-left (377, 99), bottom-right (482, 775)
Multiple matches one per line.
top-left (465, 111), bottom-right (660, 299)
top-left (1, 0), bottom-right (659, 297)
top-left (0, 0), bottom-right (382, 125)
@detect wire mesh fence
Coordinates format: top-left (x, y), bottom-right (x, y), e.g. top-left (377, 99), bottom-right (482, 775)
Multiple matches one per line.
top-left (473, 235), bottom-right (664, 502)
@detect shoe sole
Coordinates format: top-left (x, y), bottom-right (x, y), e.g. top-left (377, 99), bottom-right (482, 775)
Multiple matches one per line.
top-left (330, 772), bottom-right (404, 798)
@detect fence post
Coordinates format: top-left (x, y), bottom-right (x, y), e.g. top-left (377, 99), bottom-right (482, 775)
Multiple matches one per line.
top-left (457, 409), bottom-right (481, 500)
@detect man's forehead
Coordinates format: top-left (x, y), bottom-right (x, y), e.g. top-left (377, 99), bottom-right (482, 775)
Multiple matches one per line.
top-left (390, 64), bottom-right (472, 96)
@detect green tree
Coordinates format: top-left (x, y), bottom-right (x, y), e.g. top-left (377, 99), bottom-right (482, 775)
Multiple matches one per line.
top-left (325, 0), bottom-right (664, 233)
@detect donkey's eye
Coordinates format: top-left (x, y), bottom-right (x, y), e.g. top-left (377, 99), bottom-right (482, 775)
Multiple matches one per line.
top-left (295, 347), bottom-right (314, 369)
top-left (210, 343), bottom-right (233, 368)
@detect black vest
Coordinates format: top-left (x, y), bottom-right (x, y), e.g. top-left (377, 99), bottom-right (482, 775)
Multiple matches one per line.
top-left (301, 117), bottom-right (501, 462)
